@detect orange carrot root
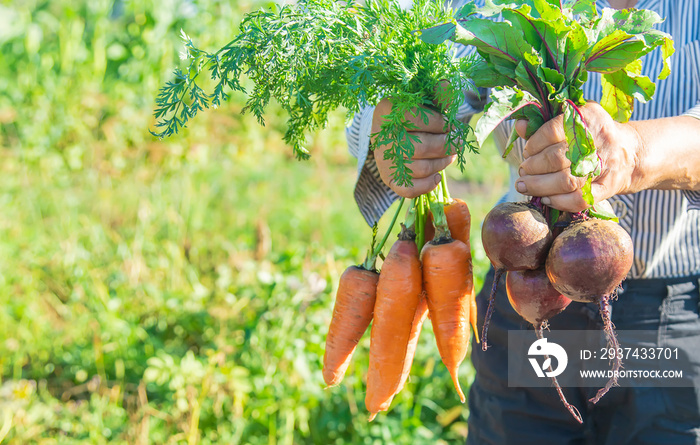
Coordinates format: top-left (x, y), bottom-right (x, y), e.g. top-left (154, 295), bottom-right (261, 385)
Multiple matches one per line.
top-left (322, 265), bottom-right (378, 387)
top-left (470, 284), bottom-right (480, 344)
top-left (396, 295), bottom-right (429, 394)
top-left (365, 227), bottom-right (423, 419)
top-left (424, 198), bottom-right (472, 247)
top-left (421, 237), bottom-right (473, 403)
top-left (444, 198), bottom-right (471, 247)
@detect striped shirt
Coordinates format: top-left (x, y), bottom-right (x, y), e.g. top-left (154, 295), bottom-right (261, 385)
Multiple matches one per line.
top-left (347, 0), bottom-right (700, 279)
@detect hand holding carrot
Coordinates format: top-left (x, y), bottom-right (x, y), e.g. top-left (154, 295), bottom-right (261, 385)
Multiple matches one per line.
top-left (372, 98), bottom-right (456, 199)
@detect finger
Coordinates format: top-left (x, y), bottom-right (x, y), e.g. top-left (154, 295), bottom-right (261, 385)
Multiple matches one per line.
top-left (539, 179), bottom-right (611, 213)
top-left (406, 156), bottom-right (455, 178)
top-left (540, 191), bottom-right (591, 213)
top-left (519, 142), bottom-right (570, 176)
top-left (515, 170), bottom-right (586, 198)
top-left (401, 106), bottom-right (448, 133)
top-left (409, 132), bottom-right (452, 159)
top-left (383, 173), bottom-right (443, 199)
top-left (590, 180), bottom-right (613, 205)
top-left (373, 98), bottom-right (447, 133)
top-left (375, 132), bottom-right (451, 161)
top-left (432, 80), bottom-right (452, 110)
top-left (523, 114), bottom-right (566, 158)
top-left (515, 119), bottom-right (528, 140)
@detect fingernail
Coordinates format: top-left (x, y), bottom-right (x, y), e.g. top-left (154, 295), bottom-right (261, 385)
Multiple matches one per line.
top-left (518, 167), bottom-right (525, 177)
top-left (434, 174), bottom-right (441, 185)
top-left (516, 181), bottom-right (527, 193)
top-left (542, 197), bottom-right (551, 205)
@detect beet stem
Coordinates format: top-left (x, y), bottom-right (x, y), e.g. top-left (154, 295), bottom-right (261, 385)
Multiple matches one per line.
top-left (535, 325), bottom-right (583, 424)
top-left (589, 295), bottom-right (622, 404)
top-left (481, 268), bottom-right (504, 351)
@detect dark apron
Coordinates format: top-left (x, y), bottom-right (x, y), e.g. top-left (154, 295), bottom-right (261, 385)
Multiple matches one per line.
top-left (467, 267), bottom-right (700, 445)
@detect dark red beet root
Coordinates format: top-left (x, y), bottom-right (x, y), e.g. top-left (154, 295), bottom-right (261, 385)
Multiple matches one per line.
top-left (481, 267), bottom-right (504, 351)
top-left (534, 326), bottom-right (583, 424)
top-left (480, 202), bottom-right (553, 350)
top-left (545, 219), bottom-right (633, 303)
top-left (506, 269), bottom-right (572, 327)
top-left (506, 269), bottom-right (580, 422)
top-left (589, 294), bottom-right (622, 404)
top-left (545, 218), bottom-right (631, 404)
top-left (482, 202), bottom-right (554, 271)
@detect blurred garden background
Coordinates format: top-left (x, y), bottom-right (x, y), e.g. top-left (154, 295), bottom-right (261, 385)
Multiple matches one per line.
top-left (0, 0), bottom-right (508, 443)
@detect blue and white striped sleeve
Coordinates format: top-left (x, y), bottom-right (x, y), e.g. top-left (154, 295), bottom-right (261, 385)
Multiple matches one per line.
top-left (346, 105), bottom-right (398, 226)
top-left (682, 102), bottom-right (700, 208)
top-left (683, 103), bottom-right (700, 120)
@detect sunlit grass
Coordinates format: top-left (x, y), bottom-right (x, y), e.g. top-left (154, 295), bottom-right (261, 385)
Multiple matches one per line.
top-left (0, 1), bottom-right (508, 443)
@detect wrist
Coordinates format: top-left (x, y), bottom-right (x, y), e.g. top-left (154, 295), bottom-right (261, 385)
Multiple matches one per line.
top-left (620, 120), bottom-right (648, 194)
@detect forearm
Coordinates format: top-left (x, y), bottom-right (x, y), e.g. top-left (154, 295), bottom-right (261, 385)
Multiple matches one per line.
top-left (629, 115), bottom-right (700, 192)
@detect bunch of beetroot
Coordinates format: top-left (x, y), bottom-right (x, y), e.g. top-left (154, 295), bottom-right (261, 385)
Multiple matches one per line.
top-left (481, 200), bottom-right (633, 422)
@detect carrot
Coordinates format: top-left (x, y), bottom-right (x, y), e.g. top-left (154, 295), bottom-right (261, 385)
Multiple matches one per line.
top-left (441, 198), bottom-right (478, 344)
top-left (421, 235), bottom-right (473, 403)
top-left (396, 295), bottom-right (429, 394)
top-left (323, 199), bottom-right (406, 388)
top-left (322, 265), bottom-right (379, 387)
top-left (424, 198), bottom-right (472, 247)
top-left (365, 225), bottom-right (423, 421)
top-left (470, 285), bottom-right (480, 344)
top-left (444, 198), bottom-right (472, 247)
top-left (425, 197), bottom-right (478, 347)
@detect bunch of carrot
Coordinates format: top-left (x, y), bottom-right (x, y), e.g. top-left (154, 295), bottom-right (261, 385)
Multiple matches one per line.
top-left (322, 178), bottom-right (478, 420)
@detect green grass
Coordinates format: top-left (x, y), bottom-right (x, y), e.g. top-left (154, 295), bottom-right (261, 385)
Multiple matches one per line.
top-left (0, 1), bottom-right (509, 443)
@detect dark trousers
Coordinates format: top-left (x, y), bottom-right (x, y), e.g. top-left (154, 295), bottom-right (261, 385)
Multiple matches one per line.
top-left (467, 267), bottom-right (700, 445)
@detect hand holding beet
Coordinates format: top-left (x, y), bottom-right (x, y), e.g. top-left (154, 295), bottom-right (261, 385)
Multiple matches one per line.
top-left (515, 102), bottom-right (642, 212)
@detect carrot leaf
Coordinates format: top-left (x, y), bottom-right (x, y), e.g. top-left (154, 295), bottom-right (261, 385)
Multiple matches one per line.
top-left (152, 0), bottom-right (480, 187)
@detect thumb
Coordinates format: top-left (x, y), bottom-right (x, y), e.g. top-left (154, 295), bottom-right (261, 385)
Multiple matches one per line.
top-left (514, 119), bottom-right (529, 140)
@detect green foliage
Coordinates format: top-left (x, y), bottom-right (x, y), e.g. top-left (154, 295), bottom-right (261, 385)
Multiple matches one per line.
top-left (420, 0), bottom-right (674, 205)
top-left (563, 101), bottom-right (599, 205)
top-left (0, 122), bottom-right (490, 443)
top-left (152, 0), bottom-right (479, 187)
top-left (0, 0), bottom-right (253, 166)
top-left (0, 1), bottom-right (509, 443)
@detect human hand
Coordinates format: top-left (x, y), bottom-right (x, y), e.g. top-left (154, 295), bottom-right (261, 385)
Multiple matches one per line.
top-left (514, 102), bottom-right (644, 212)
top-left (372, 98), bottom-right (456, 199)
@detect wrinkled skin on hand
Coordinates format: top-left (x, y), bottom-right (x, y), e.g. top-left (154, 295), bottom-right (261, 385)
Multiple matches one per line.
top-left (372, 98), bottom-right (456, 198)
top-left (514, 102), bottom-right (643, 213)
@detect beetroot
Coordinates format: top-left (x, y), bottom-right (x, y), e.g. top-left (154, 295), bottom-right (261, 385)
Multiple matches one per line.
top-left (482, 202), bottom-right (553, 271)
top-left (480, 202), bottom-right (553, 350)
top-left (506, 269), bottom-right (572, 328)
top-left (545, 219), bottom-right (634, 404)
top-left (506, 268), bottom-right (581, 423)
top-left (479, 202), bottom-right (634, 408)
top-left (546, 219), bottom-right (633, 302)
